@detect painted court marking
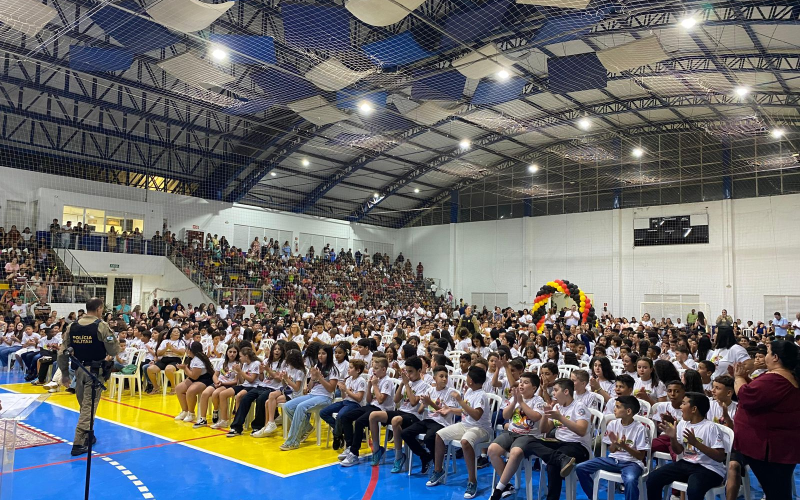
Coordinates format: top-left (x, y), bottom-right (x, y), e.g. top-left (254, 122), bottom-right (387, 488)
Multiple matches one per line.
top-left (1, 387), bottom-right (338, 478)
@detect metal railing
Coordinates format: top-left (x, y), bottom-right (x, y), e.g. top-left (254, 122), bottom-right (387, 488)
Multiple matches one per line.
top-left (53, 247), bottom-right (98, 287)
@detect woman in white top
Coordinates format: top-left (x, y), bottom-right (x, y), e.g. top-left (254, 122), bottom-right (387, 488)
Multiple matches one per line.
top-left (174, 342), bottom-right (215, 424)
top-left (15, 325), bottom-right (40, 375)
top-left (146, 327), bottom-right (186, 394)
top-left (279, 344), bottom-right (338, 450)
top-left (709, 326), bottom-right (751, 378)
top-left (255, 348), bottom-right (306, 437)
top-left (207, 345), bottom-right (241, 429)
top-left (0, 323), bottom-right (23, 368)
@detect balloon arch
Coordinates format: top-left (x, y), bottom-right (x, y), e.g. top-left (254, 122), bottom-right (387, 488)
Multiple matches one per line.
top-left (532, 280), bottom-right (597, 333)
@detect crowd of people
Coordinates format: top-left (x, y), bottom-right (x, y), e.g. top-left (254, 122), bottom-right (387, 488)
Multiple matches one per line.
top-left (3, 289), bottom-right (797, 500)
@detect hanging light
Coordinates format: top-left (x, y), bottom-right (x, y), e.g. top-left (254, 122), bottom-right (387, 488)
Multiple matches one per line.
top-left (496, 69), bottom-right (510, 81)
top-left (528, 164), bottom-right (539, 173)
top-left (358, 101), bottom-right (373, 113)
top-left (734, 86), bottom-right (750, 97)
top-left (578, 117), bottom-right (591, 130)
top-left (680, 16), bottom-right (697, 29)
top-left (459, 139), bottom-right (471, 149)
top-left (301, 158), bottom-right (310, 167)
top-left (211, 48), bottom-right (228, 61)
top-left (632, 147), bottom-right (644, 158)
top-left (771, 128), bottom-right (785, 139)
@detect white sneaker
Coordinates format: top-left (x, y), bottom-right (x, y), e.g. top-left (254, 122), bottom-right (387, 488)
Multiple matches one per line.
top-left (263, 422), bottom-right (277, 435)
top-left (174, 411), bottom-right (189, 421)
top-left (210, 419), bottom-right (228, 429)
top-left (44, 381), bottom-right (57, 389)
top-left (338, 450), bottom-right (349, 461)
top-left (340, 451), bottom-right (359, 467)
top-left (251, 428), bottom-right (267, 438)
top-left (48, 386), bottom-right (60, 393)
top-left (183, 413), bottom-right (195, 422)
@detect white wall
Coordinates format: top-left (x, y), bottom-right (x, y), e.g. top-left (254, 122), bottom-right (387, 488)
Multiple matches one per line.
top-left (7, 166), bottom-right (799, 322)
top-left (0, 167), bottom-right (397, 254)
top-left (399, 194), bottom-right (800, 323)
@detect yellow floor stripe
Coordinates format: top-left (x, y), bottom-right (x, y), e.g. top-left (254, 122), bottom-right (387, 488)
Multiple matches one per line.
top-left (4, 383), bottom-right (378, 475)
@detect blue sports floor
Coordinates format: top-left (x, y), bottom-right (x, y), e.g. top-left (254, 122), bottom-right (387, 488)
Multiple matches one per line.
top-left (0, 370), bottom-right (788, 500)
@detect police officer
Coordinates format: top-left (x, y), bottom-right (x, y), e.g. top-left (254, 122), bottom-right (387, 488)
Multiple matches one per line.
top-left (57, 297), bottom-right (119, 456)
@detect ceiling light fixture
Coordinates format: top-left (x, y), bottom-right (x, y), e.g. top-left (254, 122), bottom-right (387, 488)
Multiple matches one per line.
top-left (211, 48), bottom-right (228, 61)
top-left (528, 164), bottom-right (539, 173)
top-left (373, 192), bottom-right (380, 198)
top-left (735, 86), bottom-right (749, 97)
top-left (771, 128), bottom-right (785, 139)
top-left (358, 101), bottom-right (373, 113)
top-left (497, 69), bottom-right (510, 81)
top-left (413, 188), bottom-right (420, 193)
top-left (270, 172), bottom-right (277, 177)
top-left (578, 117), bottom-right (591, 130)
top-left (459, 139), bottom-right (471, 149)
top-left (632, 147), bottom-right (644, 158)
top-left (301, 158), bottom-right (310, 167)
top-left (680, 16), bottom-right (697, 29)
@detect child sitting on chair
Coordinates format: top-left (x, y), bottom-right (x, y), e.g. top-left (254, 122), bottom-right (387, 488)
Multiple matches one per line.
top-left (576, 396), bottom-right (650, 500)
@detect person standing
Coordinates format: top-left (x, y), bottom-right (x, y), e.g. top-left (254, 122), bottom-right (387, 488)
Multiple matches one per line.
top-left (686, 309), bottom-right (698, 326)
top-left (733, 340), bottom-right (800, 500)
top-left (57, 298), bottom-right (119, 456)
top-left (715, 309), bottom-right (733, 328)
top-left (772, 312), bottom-right (789, 337)
top-left (115, 298), bottom-right (131, 325)
top-left (565, 304), bottom-right (581, 328)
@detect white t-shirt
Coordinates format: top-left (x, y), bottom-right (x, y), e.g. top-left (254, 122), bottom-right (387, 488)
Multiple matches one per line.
top-left (552, 400), bottom-right (592, 451)
top-left (189, 356), bottom-right (208, 376)
top-left (344, 376), bottom-right (367, 404)
top-left (264, 361), bottom-right (284, 390)
top-left (707, 400), bottom-right (737, 426)
top-left (676, 419), bottom-right (725, 477)
top-left (634, 378), bottom-right (666, 400)
top-left (371, 376), bottom-right (396, 411)
top-left (709, 345), bottom-right (750, 378)
top-left (674, 358), bottom-right (697, 370)
top-left (424, 386), bottom-right (458, 427)
top-left (651, 402), bottom-right (683, 423)
top-left (241, 360), bottom-right (262, 387)
top-left (398, 378), bottom-right (432, 414)
top-left (574, 390), bottom-right (601, 412)
top-left (462, 388), bottom-right (492, 434)
top-left (308, 366), bottom-right (339, 397)
top-left (506, 395), bottom-right (545, 436)
top-left (604, 418), bottom-right (650, 468)
top-left (218, 362), bottom-right (238, 384)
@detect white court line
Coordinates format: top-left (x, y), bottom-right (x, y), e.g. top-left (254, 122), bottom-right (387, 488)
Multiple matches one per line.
top-left (0, 387), bottom-right (339, 478)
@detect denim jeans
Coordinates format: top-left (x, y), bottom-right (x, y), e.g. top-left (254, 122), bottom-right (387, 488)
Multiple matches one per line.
top-left (319, 400), bottom-right (361, 437)
top-left (282, 394), bottom-right (331, 446)
top-left (576, 457), bottom-right (644, 500)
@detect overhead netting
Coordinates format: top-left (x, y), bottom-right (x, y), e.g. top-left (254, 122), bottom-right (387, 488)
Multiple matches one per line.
top-left (0, 0), bottom-right (795, 228)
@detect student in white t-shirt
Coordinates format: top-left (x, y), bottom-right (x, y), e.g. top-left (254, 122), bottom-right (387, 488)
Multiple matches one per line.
top-left (320, 358), bottom-right (366, 450)
top-left (645, 392), bottom-right (726, 500)
top-left (576, 396), bottom-right (650, 500)
top-left (339, 357), bottom-right (393, 465)
top-left (707, 375), bottom-right (736, 429)
top-left (521, 378), bottom-right (592, 500)
top-left (401, 365), bottom-right (458, 475)
top-left (255, 348), bottom-right (307, 437)
top-left (367, 356), bottom-right (432, 472)
top-left (709, 327), bottom-right (751, 378)
top-left (487, 372), bottom-right (545, 499)
top-left (634, 357), bottom-right (667, 405)
top-left (426, 366), bottom-right (492, 499)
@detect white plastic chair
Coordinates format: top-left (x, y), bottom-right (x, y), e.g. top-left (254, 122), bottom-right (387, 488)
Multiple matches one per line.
top-left (587, 392), bottom-right (605, 412)
top-left (109, 349), bottom-right (146, 401)
top-left (448, 350), bottom-right (466, 366)
top-left (559, 364), bottom-right (580, 378)
top-left (592, 414), bottom-right (656, 500)
top-left (211, 358), bottom-right (224, 371)
top-left (660, 424), bottom-right (734, 500)
top-left (443, 393), bottom-right (503, 484)
top-left (537, 408), bottom-right (604, 500)
top-left (636, 399), bottom-right (652, 418)
top-left (451, 374), bottom-right (467, 394)
top-left (610, 362), bottom-right (624, 376)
